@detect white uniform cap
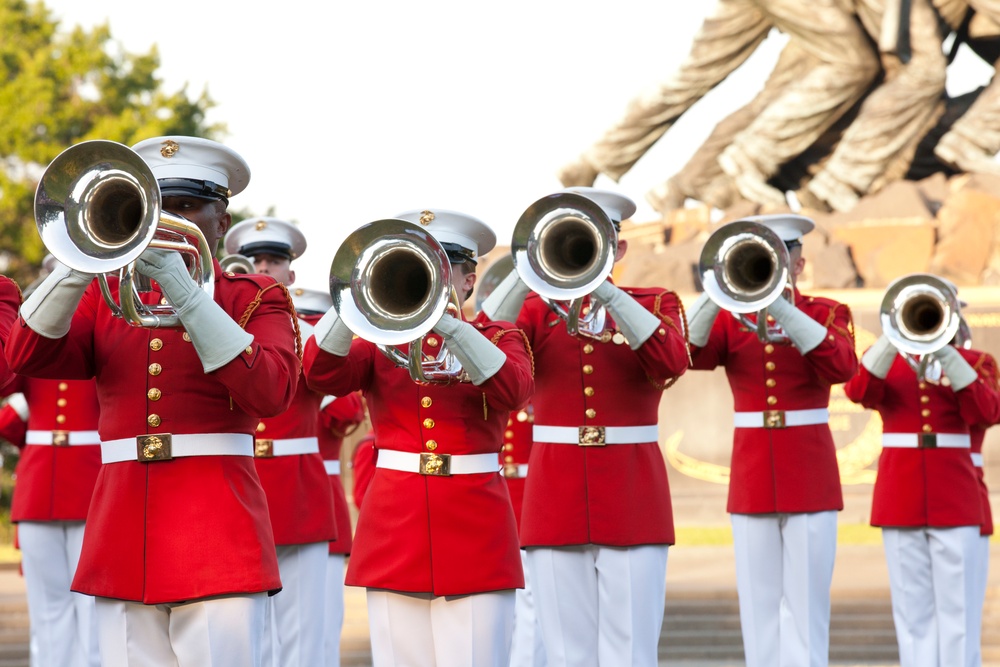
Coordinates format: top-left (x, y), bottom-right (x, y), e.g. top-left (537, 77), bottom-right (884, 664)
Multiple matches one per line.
top-left (395, 209), bottom-right (496, 262)
top-left (290, 287), bottom-right (333, 315)
top-left (224, 217), bottom-right (307, 260)
top-left (131, 136), bottom-right (250, 200)
top-left (743, 214), bottom-right (815, 243)
top-left (560, 186), bottom-right (637, 226)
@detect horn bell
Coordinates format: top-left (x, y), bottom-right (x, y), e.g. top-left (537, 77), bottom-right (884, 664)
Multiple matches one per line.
top-left (511, 192), bottom-right (616, 301)
top-left (699, 220), bottom-right (790, 314)
top-left (880, 273), bottom-right (961, 356)
top-left (330, 219), bottom-right (453, 347)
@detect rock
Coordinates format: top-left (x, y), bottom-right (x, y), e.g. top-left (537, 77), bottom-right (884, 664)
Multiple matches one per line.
top-left (929, 188), bottom-right (1000, 285)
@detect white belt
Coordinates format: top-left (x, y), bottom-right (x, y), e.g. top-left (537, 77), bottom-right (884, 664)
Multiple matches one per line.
top-left (26, 429), bottom-right (100, 446)
top-left (503, 463), bottom-right (529, 479)
top-left (102, 433), bottom-right (253, 464)
top-left (533, 424), bottom-right (659, 446)
top-left (376, 449), bottom-right (500, 476)
top-left (882, 433), bottom-right (971, 449)
top-left (733, 408), bottom-right (829, 429)
top-left (254, 436), bottom-right (319, 458)
top-left (324, 460), bottom-right (341, 475)
top-left (972, 452), bottom-right (984, 467)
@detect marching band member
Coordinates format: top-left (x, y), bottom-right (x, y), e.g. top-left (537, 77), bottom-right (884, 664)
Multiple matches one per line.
top-left (844, 281), bottom-right (1000, 667)
top-left (969, 423), bottom-right (994, 667)
top-left (1, 372), bottom-right (101, 667)
top-left (6, 136), bottom-right (299, 667)
top-left (685, 215), bottom-right (858, 667)
top-left (0, 275), bottom-right (19, 390)
top-left (482, 187), bottom-right (689, 667)
top-left (304, 209), bottom-right (534, 667)
top-left (224, 217), bottom-right (338, 667)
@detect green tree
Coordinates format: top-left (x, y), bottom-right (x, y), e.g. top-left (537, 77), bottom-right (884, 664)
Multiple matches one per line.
top-left (0, 0), bottom-right (221, 285)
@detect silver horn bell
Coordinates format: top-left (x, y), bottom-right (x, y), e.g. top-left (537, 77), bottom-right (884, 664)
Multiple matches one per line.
top-left (35, 140), bottom-right (214, 328)
top-left (880, 273), bottom-right (962, 379)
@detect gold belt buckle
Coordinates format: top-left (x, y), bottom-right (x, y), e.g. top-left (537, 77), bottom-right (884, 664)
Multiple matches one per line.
top-left (419, 452), bottom-right (451, 476)
top-left (919, 433), bottom-right (937, 449)
top-left (137, 434), bottom-right (173, 462)
top-left (503, 462), bottom-right (520, 478)
top-left (763, 410), bottom-right (786, 429)
top-left (579, 426), bottom-right (606, 446)
top-left (254, 439), bottom-right (274, 458)
top-left (51, 430), bottom-right (70, 447)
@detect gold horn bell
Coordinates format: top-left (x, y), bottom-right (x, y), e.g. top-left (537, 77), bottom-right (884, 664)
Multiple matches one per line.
top-left (35, 140), bottom-right (214, 328)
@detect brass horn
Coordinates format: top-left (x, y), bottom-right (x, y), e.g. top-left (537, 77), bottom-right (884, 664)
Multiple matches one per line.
top-left (220, 254), bottom-right (256, 275)
top-left (35, 140), bottom-right (214, 328)
top-left (329, 218), bottom-right (465, 385)
top-left (511, 192), bottom-right (616, 338)
top-left (880, 273), bottom-right (962, 379)
top-left (698, 219), bottom-right (791, 343)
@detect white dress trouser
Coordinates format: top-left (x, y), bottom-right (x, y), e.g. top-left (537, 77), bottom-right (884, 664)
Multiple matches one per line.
top-left (366, 588), bottom-right (516, 667)
top-left (18, 521), bottom-right (99, 667)
top-left (882, 526), bottom-right (982, 667)
top-left (509, 549), bottom-right (546, 667)
top-left (94, 593), bottom-right (267, 667)
top-left (730, 511), bottom-right (838, 667)
top-left (262, 541), bottom-right (328, 667)
top-left (323, 554), bottom-right (345, 667)
top-left (525, 544), bottom-right (669, 667)
top-left (969, 535), bottom-right (990, 667)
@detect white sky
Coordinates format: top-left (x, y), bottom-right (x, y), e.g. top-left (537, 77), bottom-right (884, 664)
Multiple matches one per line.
top-left (39, 1), bottom-right (996, 291)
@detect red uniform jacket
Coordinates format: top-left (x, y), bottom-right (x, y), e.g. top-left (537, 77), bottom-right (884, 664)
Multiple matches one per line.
top-left (253, 314), bottom-right (338, 547)
top-left (1, 377), bottom-right (101, 522)
top-left (318, 391), bottom-right (365, 555)
top-left (690, 291), bottom-right (857, 514)
top-left (303, 317), bottom-right (533, 596)
top-left (351, 429), bottom-right (376, 510)
top-left (5, 264), bottom-right (298, 604)
top-left (501, 405), bottom-right (534, 532)
top-left (0, 400), bottom-right (27, 447)
top-left (844, 348), bottom-right (1000, 528)
top-left (971, 426), bottom-right (993, 536)
top-left (517, 285), bottom-right (689, 548)
top-left (0, 276), bottom-right (21, 390)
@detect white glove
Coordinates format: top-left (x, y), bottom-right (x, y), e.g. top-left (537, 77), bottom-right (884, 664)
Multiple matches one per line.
top-left (313, 307), bottom-right (354, 356)
top-left (766, 297), bottom-right (828, 354)
top-left (861, 335), bottom-right (898, 379)
top-left (480, 270), bottom-right (530, 323)
top-left (932, 344), bottom-right (978, 391)
top-left (135, 249), bottom-right (253, 373)
top-left (4, 393), bottom-right (28, 421)
top-left (19, 262), bottom-right (94, 338)
top-left (591, 281), bottom-right (659, 349)
top-left (686, 292), bottom-right (720, 348)
top-left (432, 314), bottom-right (507, 385)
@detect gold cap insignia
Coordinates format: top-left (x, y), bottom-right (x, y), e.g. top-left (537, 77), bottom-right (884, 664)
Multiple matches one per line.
top-left (255, 220), bottom-right (268, 231)
top-left (160, 140), bottom-right (180, 158)
top-left (419, 210), bottom-right (435, 225)
top-left (295, 288), bottom-right (304, 296)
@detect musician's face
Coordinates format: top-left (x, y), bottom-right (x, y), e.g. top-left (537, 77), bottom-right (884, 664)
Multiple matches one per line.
top-left (789, 245), bottom-right (805, 286)
top-left (252, 253), bottom-right (295, 286)
top-left (162, 196), bottom-right (231, 254)
top-left (450, 263), bottom-right (476, 304)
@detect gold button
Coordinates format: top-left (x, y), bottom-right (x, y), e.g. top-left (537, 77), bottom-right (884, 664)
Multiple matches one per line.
top-left (505, 430), bottom-right (514, 438)
top-left (920, 396), bottom-right (930, 404)
top-left (245, 346), bottom-right (253, 355)
top-left (147, 414), bottom-right (161, 427)
top-left (147, 388), bottom-right (161, 401)
top-left (765, 379), bottom-right (776, 388)
top-left (150, 338), bottom-right (163, 351)
top-left (159, 297), bottom-right (168, 306)
top-left (921, 409), bottom-right (931, 417)
top-left (226, 272), bottom-right (235, 277)
top-left (58, 382), bottom-right (68, 391)
top-left (516, 411), bottom-right (528, 422)
top-left (421, 397), bottom-right (432, 408)
top-left (583, 364), bottom-right (594, 375)
top-left (504, 444), bottom-right (513, 451)
top-left (584, 387), bottom-right (595, 397)
top-left (764, 344), bottom-right (774, 354)
top-left (658, 328), bottom-right (665, 336)
top-left (427, 337), bottom-right (439, 348)
top-left (766, 396), bottom-right (778, 406)
top-left (585, 408), bottom-right (596, 418)
top-left (182, 332), bottom-right (192, 342)
top-left (766, 315), bottom-right (775, 323)
top-left (922, 424), bottom-right (932, 433)
top-left (919, 382), bottom-right (926, 390)
top-left (55, 414), bottom-right (66, 424)
top-left (583, 344), bottom-right (594, 354)
top-left (425, 440), bottom-right (437, 451)
top-left (148, 363), bottom-right (162, 376)
top-left (423, 418), bottom-right (435, 429)
top-left (57, 398), bottom-right (68, 407)
top-left (582, 305), bottom-right (591, 316)
top-left (765, 362), bottom-right (776, 371)
top-left (256, 422), bottom-right (266, 432)
top-left (504, 455), bottom-right (514, 462)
